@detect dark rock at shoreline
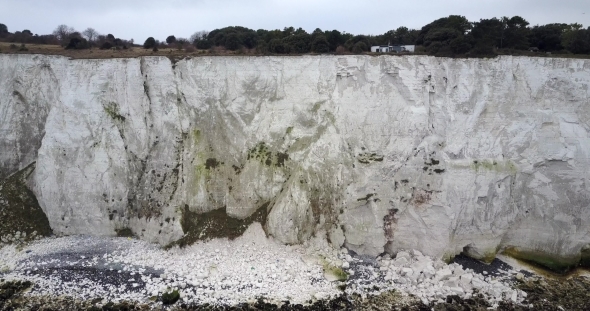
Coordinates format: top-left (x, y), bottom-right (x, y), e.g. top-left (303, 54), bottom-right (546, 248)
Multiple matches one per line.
top-left (2, 275), bottom-right (590, 311)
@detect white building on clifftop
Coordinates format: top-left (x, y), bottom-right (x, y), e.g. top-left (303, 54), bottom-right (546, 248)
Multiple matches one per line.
top-left (371, 45), bottom-right (415, 53)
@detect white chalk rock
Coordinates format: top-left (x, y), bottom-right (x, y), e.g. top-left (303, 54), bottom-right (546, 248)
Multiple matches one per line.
top-left (452, 265), bottom-right (465, 276)
top-left (401, 267), bottom-right (414, 276)
top-left (423, 265), bottom-right (436, 279)
top-left (395, 251), bottom-right (412, 260)
top-left (444, 276), bottom-right (460, 288)
top-left (471, 277), bottom-right (487, 289)
top-left (0, 54), bottom-right (588, 264)
top-left (395, 257), bottom-right (410, 268)
top-left (435, 268), bottom-right (453, 281)
top-left (460, 273), bottom-right (473, 286)
top-left (410, 257), bottom-right (431, 274)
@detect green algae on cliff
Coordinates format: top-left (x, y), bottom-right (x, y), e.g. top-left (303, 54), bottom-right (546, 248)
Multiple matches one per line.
top-left (102, 102), bottom-right (126, 122)
top-left (470, 159), bottom-right (518, 174)
top-left (247, 142), bottom-right (289, 168)
top-left (502, 246), bottom-right (581, 273)
top-left (357, 153), bottom-right (384, 164)
top-left (172, 203), bottom-right (269, 248)
top-left (0, 162), bottom-right (52, 244)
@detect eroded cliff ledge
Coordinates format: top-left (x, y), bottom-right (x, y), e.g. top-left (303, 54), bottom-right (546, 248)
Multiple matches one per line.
top-left (1, 54), bottom-right (589, 271)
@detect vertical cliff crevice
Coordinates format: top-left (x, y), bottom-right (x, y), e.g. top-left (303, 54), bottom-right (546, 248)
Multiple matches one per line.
top-left (0, 60), bottom-right (59, 179)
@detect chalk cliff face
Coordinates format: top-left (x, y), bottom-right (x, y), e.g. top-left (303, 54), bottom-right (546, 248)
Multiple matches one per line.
top-left (1, 54), bottom-right (589, 268)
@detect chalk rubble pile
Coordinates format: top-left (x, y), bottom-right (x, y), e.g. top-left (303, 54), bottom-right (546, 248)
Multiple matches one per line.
top-left (337, 249), bottom-right (527, 308)
top-left (0, 226), bottom-right (339, 306)
top-left (1, 230), bottom-right (532, 308)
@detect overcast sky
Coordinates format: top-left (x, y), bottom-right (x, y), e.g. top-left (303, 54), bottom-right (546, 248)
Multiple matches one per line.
top-left (1, 0), bottom-right (589, 41)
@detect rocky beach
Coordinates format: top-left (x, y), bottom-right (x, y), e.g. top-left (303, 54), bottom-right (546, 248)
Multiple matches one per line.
top-left (2, 224), bottom-right (589, 310)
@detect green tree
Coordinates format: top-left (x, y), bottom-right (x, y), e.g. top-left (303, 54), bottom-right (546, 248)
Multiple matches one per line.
top-left (283, 32), bottom-right (311, 53)
top-left (310, 28), bottom-right (324, 42)
top-left (282, 26), bottom-right (296, 37)
top-left (257, 28), bottom-right (282, 43)
top-left (530, 23), bottom-right (568, 51)
top-left (376, 29), bottom-right (395, 45)
top-left (470, 18), bottom-right (504, 53)
top-left (0, 23), bottom-right (7, 34)
top-left (206, 26), bottom-right (258, 50)
top-left (424, 28), bottom-right (460, 44)
top-left (503, 16), bottom-right (530, 49)
top-left (166, 35), bottom-right (176, 44)
top-left (240, 31), bottom-right (258, 49)
top-left (418, 15), bottom-right (471, 44)
top-left (195, 40), bottom-right (212, 49)
top-left (449, 36), bottom-right (472, 54)
top-left (211, 32), bottom-right (226, 46)
top-left (143, 37), bottom-right (156, 49)
top-left (65, 37), bottom-right (90, 50)
top-left (568, 32), bottom-right (590, 54)
top-left (269, 38), bottom-right (287, 53)
top-left (383, 26), bottom-right (418, 45)
top-left (324, 29), bottom-right (352, 51)
top-left (424, 42), bottom-right (443, 54)
top-left (401, 27), bottom-right (417, 44)
top-left (446, 15), bottom-right (472, 34)
top-left (562, 25), bottom-right (590, 54)
top-left (394, 27), bottom-right (409, 44)
top-left (225, 33), bottom-right (241, 50)
top-left (311, 35), bottom-right (330, 53)
top-left (352, 41), bottom-right (368, 53)
top-left (345, 35), bottom-right (372, 52)
top-left (256, 39), bottom-right (269, 54)
top-left (418, 15), bottom-right (471, 55)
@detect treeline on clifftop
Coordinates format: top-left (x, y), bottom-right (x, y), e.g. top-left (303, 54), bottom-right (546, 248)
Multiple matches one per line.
top-left (0, 24), bottom-right (133, 51)
top-left (2, 15), bottom-right (590, 56)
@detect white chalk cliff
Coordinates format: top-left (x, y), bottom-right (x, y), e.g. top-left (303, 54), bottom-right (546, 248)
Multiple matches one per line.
top-left (1, 54), bottom-right (589, 268)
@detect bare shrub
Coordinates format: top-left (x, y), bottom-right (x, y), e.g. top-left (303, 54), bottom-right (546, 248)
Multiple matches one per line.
top-left (335, 45), bottom-right (348, 54)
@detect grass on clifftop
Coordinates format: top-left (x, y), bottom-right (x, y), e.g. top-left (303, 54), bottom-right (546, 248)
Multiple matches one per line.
top-left (3, 42), bottom-right (590, 60)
